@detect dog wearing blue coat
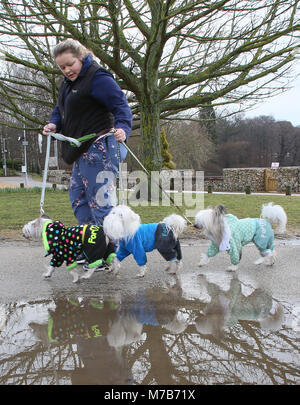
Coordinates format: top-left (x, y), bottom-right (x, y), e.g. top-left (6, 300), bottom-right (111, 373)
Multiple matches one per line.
top-left (103, 205), bottom-right (187, 278)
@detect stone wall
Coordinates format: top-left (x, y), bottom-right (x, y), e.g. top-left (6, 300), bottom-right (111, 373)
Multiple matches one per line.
top-left (276, 167), bottom-right (300, 192)
top-left (46, 166), bottom-right (300, 193)
top-left (47, 169), bottom-right (71, 186)
top-left (204, 176), bottom-right (223, 191)
top-left (223, 168), bottom-right (266, 192)
top-left (222, 167), bottom-right (300, 193)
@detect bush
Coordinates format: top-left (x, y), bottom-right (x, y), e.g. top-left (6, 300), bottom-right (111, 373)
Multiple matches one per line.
top-left (245, 185), bottom-right (251, 194)
top-left (286, 185), bottom-right (291, 196)
top-left (0, 159), bottom-right (22, 171)
top-left (0, 168), bottom-right (18, 176)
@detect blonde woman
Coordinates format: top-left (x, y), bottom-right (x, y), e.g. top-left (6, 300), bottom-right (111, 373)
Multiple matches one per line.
top-left (43, 40), bottom-right (132, 229)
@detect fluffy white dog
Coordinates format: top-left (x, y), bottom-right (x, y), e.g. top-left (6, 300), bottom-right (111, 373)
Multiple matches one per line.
top-left (22, 215), bottom-right (116, 283)
top-left (194, 202), bottom-right (287, 271)
top-left (103, 205), bottom-right (187, 278)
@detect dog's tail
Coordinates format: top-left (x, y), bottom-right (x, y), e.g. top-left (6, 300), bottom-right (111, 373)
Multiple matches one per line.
top-left (260, 202), bottom-right (287, 234)
top-left (162, 214), bottom-right (187, 239)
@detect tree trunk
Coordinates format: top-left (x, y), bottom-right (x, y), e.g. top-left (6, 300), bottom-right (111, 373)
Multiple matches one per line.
top-left (139, 99), bottom-right (162, 172)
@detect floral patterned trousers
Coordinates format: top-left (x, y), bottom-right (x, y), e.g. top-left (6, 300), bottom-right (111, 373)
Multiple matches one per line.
top-left (69, 138), bottom-right (118, 225)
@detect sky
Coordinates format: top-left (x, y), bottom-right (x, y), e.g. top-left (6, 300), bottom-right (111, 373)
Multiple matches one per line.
top-left (244, 71), bottom-right (300, 127)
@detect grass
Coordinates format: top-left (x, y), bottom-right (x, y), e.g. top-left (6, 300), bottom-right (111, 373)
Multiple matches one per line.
top-left (0, 188), bottom-right (299, 237)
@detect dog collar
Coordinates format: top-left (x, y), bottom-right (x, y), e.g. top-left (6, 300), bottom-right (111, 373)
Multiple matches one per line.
top-left (42, 220), bottom-right (54, 253)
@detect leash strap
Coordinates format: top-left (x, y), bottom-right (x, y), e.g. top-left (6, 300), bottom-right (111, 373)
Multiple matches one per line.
top-left (40, 134), bottom-right (51, 215)
top-left (116, 141), bottom-right (126, 205)
top-left (120, 141), bottom-right (193, 225)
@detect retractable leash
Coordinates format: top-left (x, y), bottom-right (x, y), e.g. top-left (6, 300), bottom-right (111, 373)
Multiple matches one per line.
top-left (120, 141), bottom-right (194, 226)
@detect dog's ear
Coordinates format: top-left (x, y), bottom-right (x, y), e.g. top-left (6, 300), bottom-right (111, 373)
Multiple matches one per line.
top-left (33, 217), bottom-right (44, 229)
top-left (215, 205), bottom-right (227, 215)
top-left (41, 214), bottom-right (50, 219)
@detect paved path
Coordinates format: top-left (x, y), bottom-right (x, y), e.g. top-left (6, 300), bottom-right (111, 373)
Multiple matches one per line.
top-left (0, 238), bottom-right (299, 305)
top-left (0, 175), bottom-right (66, 189)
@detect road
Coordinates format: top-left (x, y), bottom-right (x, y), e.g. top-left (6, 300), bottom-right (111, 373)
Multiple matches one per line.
top-left (0, 237), bottom-right (299, 305)
top-left (1, 174), bottom-right (300, 304)
top-left (0, 175), bottom-right (65, 189)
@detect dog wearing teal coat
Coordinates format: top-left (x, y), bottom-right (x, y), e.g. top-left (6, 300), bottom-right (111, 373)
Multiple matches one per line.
top-left (194, 203), bottom-right (287, 271)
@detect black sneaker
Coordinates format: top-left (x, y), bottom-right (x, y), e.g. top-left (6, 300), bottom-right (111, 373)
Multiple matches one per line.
top-left (76, 254), bottom-right (87, 265)
top-left (83, 262), bottom-right (108, 272)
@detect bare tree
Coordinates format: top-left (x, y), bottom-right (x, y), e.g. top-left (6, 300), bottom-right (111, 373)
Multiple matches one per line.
top-left (0, 0), bottom-right (299, 170)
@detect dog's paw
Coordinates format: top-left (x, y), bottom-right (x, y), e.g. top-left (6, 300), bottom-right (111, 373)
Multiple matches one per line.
top-left (176, 260), bottom-right (183, 271)
top-left (43, 266), bottom-right (54, 279)
top-left (254, 257), bottom-right (265, 265)
top-left (166, 260), bottom-right (182, 274)
top-left (70, 269), bottom-right (80, 283)
top-left (108, 258), bottom-right (121, 276)
top-left (265, 254), bottom-right (276, 266)
top-left (80, 268), bottom-right (94, 279)
top-left (198, 254), bottom-right (210, 267)
top-left (164, 263), bottom-right (171, 272)
top-left (226, 264), bottom-right (238, 272)
top-left (135, 265), bottom-right (147, 278)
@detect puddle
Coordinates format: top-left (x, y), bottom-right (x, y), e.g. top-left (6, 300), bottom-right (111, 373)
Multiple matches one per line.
top-left (1, 275), bottom-right (300, 385)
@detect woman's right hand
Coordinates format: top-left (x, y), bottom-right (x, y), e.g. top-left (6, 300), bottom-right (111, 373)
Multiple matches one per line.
top-left (42, 123), bottom-right (56, 136)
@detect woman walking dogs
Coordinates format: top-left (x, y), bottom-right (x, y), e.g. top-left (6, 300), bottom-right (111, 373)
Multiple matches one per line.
top-left (43, 39), bottom-right (132, 227)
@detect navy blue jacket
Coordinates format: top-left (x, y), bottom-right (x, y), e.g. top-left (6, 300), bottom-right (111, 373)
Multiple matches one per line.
top-left (50, 54), bottom-right (132, 163)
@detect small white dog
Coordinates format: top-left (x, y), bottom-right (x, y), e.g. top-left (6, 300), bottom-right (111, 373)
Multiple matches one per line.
top-left (103, 205), bottom-right (187, 278)
top-left (194, 202), bottom-right (287, 271)
top-left (22, 215), bottom-right (116, 283)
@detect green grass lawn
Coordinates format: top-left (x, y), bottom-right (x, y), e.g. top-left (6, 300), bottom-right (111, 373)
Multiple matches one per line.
top-left (0, 188), bottom-right (299, 237)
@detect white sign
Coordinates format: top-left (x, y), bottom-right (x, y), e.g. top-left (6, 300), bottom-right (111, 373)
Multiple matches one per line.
top-left (49, 157), bottom-right (58, 168)
top-left (21, 165), bottom-right (27, 173)
top-left (271, 162), bottom-right (279, 169)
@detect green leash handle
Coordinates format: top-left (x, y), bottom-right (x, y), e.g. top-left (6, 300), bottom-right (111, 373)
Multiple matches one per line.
top-left (49, 130), bottom-right (115, 147)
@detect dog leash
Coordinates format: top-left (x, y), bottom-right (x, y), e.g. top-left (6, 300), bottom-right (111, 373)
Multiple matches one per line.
top-left (39, 130), bottom-right (116, 215)
top-left (116, 141), bottom-right (125, 205)
top-left (120, 141), bottom-right (193, 226)
top-left (40, 134), bottom-right (51, 215)
top-left (40, 130), bottom-right (193, 225)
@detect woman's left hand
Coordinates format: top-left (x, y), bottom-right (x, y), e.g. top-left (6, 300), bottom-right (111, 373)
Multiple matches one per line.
top-left (113, 128), bottom-right (126, 142)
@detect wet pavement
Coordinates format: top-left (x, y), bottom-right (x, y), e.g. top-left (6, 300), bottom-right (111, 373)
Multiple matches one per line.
top-left (1, 239), bottom-right (300, 385)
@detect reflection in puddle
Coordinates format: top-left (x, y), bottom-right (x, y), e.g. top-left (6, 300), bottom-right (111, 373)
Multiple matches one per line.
top-left (1, 274), bottom-right (300, 385)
